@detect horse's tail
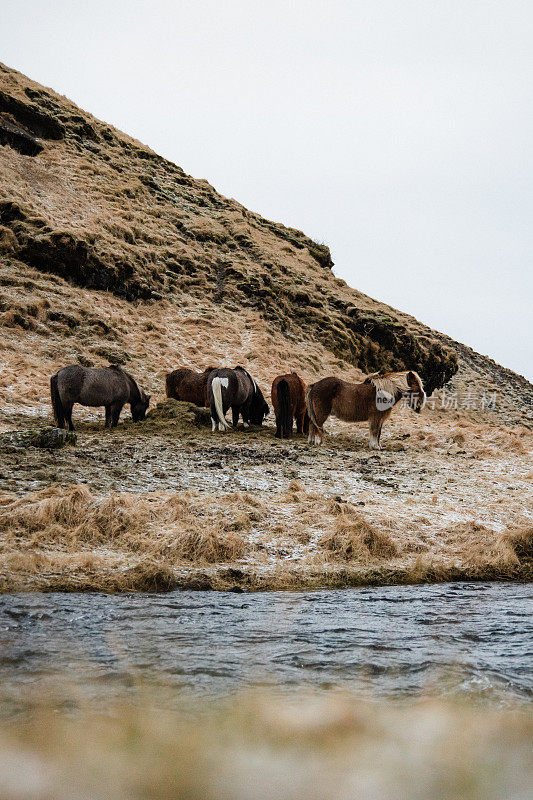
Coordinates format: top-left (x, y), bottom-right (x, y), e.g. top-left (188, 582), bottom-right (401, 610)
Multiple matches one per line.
top-left (276, 379), bottom-right (292, 438)
top-left (210, 376), bottom-right (231, 431)
top-left (50, 374), bottom-right (65, 428)
top-left (305, 385), bottom-right (323, 438)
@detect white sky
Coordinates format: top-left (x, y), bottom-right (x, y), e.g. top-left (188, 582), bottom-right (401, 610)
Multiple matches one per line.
top-left (2, 1), bottom-right (531, 380)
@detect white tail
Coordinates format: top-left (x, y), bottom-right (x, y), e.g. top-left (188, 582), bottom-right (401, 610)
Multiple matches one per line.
top-left (211, 377), bottom-right (231, 431)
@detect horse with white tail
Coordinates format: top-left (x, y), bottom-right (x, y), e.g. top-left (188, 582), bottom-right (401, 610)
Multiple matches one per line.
top-left (306, 371), bottom-right (426, 449)
top-left (207, 366), bottom-right (269, 432)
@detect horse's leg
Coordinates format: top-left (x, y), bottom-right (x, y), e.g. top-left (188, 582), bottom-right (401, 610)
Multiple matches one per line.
top-left (295, 412), bottom-right (305, 434)
top-left (275, 415), bottom-right (281, 438)
top-left (65, 404), bottom-right (75, 432)
top-left (232, 405), bottom-right (240, 427)
top-left (110, 401), bottom-right (123, 428)
top-left (368, 415), bottom-right (383, 449)
top-left (308, 420), bottom-right (321, 445)
top-left (241, 399), bottom-right (251, 428)
top-left (284, 412), bottom-right (294, 439)
top-left (104, 405), bottom-right (112, 428)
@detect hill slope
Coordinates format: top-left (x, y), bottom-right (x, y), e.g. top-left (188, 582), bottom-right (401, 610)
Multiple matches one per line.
top-left (0, 62), bottom-right (468, 395)
top-left (1, 62), bottom-right (532, 414)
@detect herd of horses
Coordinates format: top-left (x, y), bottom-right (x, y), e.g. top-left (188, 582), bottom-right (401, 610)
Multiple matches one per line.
top-left (50, 363), bottom-right (426, 449)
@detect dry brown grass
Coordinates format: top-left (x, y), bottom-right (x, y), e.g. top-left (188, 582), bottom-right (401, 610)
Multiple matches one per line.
top-left (501, 524), bottom-right (533, 560)
top-left (0, 485), bottom-right (248, 575)
top-left (1, 480), bottom-right (531, 592)
top-left (318, 511), bottom-right (398, 562)
top-left (0, 684), bottom-right (531, 800)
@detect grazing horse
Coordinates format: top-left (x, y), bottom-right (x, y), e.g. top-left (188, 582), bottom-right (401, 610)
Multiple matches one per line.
top-left (165, 366), bottom-right (216, 407)
top-left (50, 364), bottom-right (150, 430)
top-left (207, 366), bottom-right (269, 432)
top-left (306, 371), bottom-right (426, 449)
top-left (271, 372), bottom-right (309, 439)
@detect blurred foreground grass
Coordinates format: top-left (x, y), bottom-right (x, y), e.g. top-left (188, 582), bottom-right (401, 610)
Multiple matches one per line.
top-left (0, 682), bottom-right (531, 800)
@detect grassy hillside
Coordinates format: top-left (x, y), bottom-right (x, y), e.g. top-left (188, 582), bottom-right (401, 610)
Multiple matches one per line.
top-left (2, 61), bottom-right (532, 418)
top-left (0, 61), bottom-right (466, 397)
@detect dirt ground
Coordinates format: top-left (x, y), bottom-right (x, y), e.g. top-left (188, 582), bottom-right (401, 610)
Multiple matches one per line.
top-left (1, 393), bottom-right (531, 592)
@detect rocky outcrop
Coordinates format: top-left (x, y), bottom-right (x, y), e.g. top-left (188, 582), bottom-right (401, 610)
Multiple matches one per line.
top-left (0, 89), bottom-right (64, 141)
top-left (0, 113), bottom-right (44, 156)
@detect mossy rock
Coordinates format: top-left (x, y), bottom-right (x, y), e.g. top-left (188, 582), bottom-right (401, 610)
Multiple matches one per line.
top-left (0, 427), bottom-right (77, 450)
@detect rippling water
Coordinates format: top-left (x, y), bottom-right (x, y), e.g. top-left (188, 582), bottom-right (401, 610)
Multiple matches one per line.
top-left (1, 583), bottom-right (531, 704)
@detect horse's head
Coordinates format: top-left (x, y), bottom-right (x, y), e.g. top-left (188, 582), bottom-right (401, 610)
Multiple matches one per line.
top-left (250, 387), bottom-right (270, 425)
top-left (404, 371), bottom-right (426, 413)
top-left (131, 390), bottom-right (151, 421)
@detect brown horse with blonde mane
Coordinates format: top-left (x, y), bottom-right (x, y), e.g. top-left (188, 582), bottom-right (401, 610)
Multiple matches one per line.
top-left (165, 366), bottom-right (216, 407)
top-left (306, 371), bottom-right (426, 449)
top-left (271, 372), bottom-right (309, 439)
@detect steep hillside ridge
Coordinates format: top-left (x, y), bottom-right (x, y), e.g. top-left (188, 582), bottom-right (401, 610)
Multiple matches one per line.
top-left (0, 62), bottom-right (460, 397)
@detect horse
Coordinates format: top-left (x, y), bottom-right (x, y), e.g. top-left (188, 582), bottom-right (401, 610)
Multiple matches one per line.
top-left (271, 372), bottom-right (309, 439)
top-left (50, 364), bottom-right (151, 430)
top-left (165, 366), bottom-right (216, 407)
top-left (207, 366), bottom-right (269, 432)
top-left (306, 371), bottom-right (426, 449)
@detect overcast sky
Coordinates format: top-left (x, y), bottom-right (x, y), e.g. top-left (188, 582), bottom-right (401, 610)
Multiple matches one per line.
top-left (2, 1), bottom-right (531, 380)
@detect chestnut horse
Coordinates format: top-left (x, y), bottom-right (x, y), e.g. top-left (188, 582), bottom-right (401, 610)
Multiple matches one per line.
top-left (165, 366), bottom-right (216, 407)
top-left (207, 366), bottom-right (269, 432)
top-left (271, 372), bottom-right (309, 439)
top-left (306, 371), bottom-right (426, 449)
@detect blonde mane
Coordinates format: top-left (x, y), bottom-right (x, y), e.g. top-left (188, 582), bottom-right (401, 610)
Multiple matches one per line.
top-left (365, 371), bottom-right (423, 396)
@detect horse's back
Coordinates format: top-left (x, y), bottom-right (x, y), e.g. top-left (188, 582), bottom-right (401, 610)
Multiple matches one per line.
top-left (56, 365), bottom-right (128, 407)
top-left (333, 378), bottom-right (374, 422)
top-left (272, 372), bottom-right (306, 413)
top-left (208, 367), bottom-right (249, 406)
top-left (55, 365), bottom-right (88, 402)
top-left (310, 376), bottom-right (373, 422)
top-left (290, 372), bottom-right (306, 410)
top-left (310, 376), bottom-right (344, 399)
top-left (168, 367), bottom-right (213, 405)
top-left (166, 368), bottom-right (194, 399)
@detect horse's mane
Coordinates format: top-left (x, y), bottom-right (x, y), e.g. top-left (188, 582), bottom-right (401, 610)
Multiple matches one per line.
top-left (364, 371), bottom-right (423, 396)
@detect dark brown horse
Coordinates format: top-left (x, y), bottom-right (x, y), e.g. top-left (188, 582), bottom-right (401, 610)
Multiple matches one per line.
top-left (207, 366), bottom-right (269, 432)
top-left (165, 366), bottom-right (216, 407)
top-left (306, 371), bottom-right (426, 449)
top-left (271, 372), bottom-right (309, 439)
top-left (51, 364), bottom-right (150, 430)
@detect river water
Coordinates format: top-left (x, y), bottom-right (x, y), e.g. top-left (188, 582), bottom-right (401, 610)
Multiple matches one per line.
top-left (1, 583), bottom-right (531, 705)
